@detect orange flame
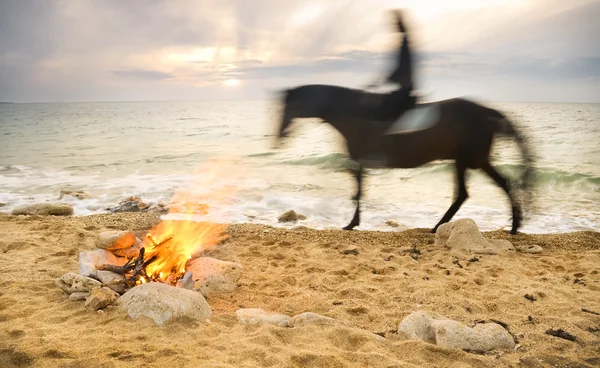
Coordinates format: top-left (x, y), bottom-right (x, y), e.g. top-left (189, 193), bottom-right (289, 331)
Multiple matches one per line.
top-left (141, 159), bottom-right (239, 284)
top-left (143, 221), bottom-right (228, 282)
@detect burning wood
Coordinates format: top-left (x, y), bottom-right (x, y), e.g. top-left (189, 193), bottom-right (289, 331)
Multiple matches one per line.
top-left (97, 237), bottom-right (164, 289)
top-left (93, 219), bottom-right (230, 295)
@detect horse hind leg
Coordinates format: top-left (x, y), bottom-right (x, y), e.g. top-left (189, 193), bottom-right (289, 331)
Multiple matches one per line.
top-left (432, 162), bottom-right (468, 233)
top-left (343, 165), bottom-right (363, 230)
top-left (481, 162), bottom-right (522, 234)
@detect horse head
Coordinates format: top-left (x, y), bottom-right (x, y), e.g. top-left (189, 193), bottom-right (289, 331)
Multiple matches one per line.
top-left (276, 88), bottom-right (293, 141)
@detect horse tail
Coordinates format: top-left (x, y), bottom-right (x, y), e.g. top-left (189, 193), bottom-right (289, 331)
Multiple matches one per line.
top-left (489, 110), bottom-right (536, 205)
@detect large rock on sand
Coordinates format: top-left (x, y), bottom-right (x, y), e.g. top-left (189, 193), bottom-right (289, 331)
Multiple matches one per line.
top-left (435, 219), bottom-right (515, 255)
top-left (119, 282), bottom-right (212, 326)
top-left (12, 203), bottom-right (73, 216)
top-left (186, 257), bottom-right (243, 296)
top-left (79, 249), bottom-right (128, 278)
top-left (85, 287), bottom-right (119, 310)
top-left (95, 230), bottom-right (136, 250)
top-left (398, 311), bottom-right (515, 352)
top-left (111, 238), bottom-right (143, 258)
top-left (234, 309), bottom-right (338, 328)
top-left (56, 272), bottom-right (102, 295)
top-left (96, 270), bottom-right (126, 294)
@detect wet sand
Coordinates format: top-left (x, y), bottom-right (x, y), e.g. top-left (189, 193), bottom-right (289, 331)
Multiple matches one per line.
top-left (0, 213), bottom-right (599, 367)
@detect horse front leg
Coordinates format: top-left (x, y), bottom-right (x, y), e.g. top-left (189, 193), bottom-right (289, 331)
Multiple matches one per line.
top-left (343, 165), bottom-right (363, 230)
top-left (432, 162), bottom-right (468, 233)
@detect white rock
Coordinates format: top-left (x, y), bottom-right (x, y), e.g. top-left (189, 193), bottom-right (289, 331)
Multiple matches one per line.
top-left (288, 312), bottom-right (338, 327)
top-left (85, 287), bottom-right (119, 310)
top-left (69, 292), bottom-right (89, 301)
top-left (118, 282), bottom-right (212, 326)
top-left (187, 257), bottom-right (243, 296)
top-left (12, 203), bottom-right (73, 216)
top-left (95, 230), bottom-right (136, 250)
top-left (435, 219), bottom-right (515, 255)
top-left (78, 249), bottom-right (128, 278)
top-left (516, 244), bottom-right (543, 254)
top-left (97, 270), bottom-right (126, 294)
top-left (433, 320), bottom-right (515, 351)
top-left (56, 272), bottom-right (102, 295)
top-left (235, 308), bottom-right (291, 327)
top-left (488, 239), bottom-right (515, 252)
top-left (397, 310), bottom-right (443, 343)
top-left (111, 237), bottom-right (143, 258)
top-left (398, 311), bottom-right (515, 352)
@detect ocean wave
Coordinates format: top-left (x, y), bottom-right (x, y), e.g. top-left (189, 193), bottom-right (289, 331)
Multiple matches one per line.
top-left (413, 162), bottom-right (600, 190)
top-left (280, 153), bottom-right (353, 171)
top-left (274, 154), bottom-right (600, 191)
top-left (0, 165), bottom-right (31, 172)
top-left (150, 152), bottom-right (203, 162)
top-left (247, 152), bottom-right (278, 158)
top-left (495, 165), bottom-right (600, 189)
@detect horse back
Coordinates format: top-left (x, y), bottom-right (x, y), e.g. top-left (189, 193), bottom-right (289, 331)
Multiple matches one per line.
top-left (384, 98), bottom-right (499, 168)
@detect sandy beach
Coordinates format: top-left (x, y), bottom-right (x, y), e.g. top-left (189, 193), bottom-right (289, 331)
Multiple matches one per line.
top-left (0, 212), bottom-right (599, 368)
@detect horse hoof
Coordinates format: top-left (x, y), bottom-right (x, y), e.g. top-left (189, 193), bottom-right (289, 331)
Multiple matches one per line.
top-left (343, 224), bottom-right (356, 231)
top-left (510, 229), bottom-right (518, 235)
top-left (430, 227), bottom-right (437, 234)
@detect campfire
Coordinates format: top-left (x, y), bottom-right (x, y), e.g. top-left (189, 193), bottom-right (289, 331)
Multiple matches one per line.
top-left (56, 159), bottom-right (244, 321)
top-left (97, 220), bottom-right (228, 288)
top-left (95, 159), bottom-right (238, 290)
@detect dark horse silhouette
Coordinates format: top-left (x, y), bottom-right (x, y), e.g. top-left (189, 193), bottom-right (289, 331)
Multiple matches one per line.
top-left (276, 84), bottom-right (535, 234)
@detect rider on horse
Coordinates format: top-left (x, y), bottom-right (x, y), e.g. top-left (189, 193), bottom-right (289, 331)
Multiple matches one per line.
top-left (361, 10), bottom-right (416, 166)
top-left (367, 10), bottom-right (416, 120)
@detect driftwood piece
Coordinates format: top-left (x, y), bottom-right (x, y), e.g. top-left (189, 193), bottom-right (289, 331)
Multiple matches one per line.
top-left (126, 247), bottom-right (147, 287)
top-left (582, 308), bottom-right (600, 316)
top-left (97, 257), bottom-right (135, 275)
top-left (95, 235), bottom-right (175, 289)
top-left (545, 328), bottom-right (576, 341)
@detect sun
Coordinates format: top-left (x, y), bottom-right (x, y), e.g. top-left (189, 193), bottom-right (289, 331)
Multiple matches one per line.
top-left (223, 79), bottom-right (240, 87)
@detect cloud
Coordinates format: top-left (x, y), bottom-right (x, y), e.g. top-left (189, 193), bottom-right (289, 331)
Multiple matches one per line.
top-left (112, 69), bottom-right (175, 81)
top-left (0, 0), bottom-right (598, 102)
top-left (462, 0), bottom-right (600, 58)
top-left (421, 52), bottom-right (600, 79)
top-left (222, 50), bottom-right (386, 80)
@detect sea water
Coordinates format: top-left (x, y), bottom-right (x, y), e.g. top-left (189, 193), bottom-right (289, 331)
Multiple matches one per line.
top-left (1, 100), bottom-right (598, 233)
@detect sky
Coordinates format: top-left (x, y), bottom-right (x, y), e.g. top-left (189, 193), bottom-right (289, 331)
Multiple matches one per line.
top-left (0, 0), bottom-right (598, 103)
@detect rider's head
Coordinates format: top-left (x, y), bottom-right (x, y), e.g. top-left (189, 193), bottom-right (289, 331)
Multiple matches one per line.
top-left (390, 9), bottom-right (406, 33)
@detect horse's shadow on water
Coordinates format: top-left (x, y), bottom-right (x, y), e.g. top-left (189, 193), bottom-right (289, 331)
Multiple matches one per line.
top-left (275, 84), bottom-right (535, 235)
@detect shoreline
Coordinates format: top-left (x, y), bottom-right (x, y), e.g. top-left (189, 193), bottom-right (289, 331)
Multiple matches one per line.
top-left (0, 212), bottom-right (599, 367)
top-left (3, 210), bottom-right (599, 238)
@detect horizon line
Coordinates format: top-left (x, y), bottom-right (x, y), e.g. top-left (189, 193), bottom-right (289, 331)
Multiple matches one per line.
top-left (2, 98), bottom-right (599, 105)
